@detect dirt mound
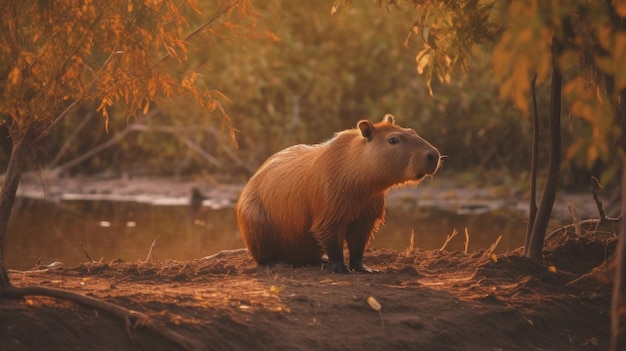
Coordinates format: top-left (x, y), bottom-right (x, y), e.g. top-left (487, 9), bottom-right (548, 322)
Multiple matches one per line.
top-left (1, 232), bottom-right (615, 351)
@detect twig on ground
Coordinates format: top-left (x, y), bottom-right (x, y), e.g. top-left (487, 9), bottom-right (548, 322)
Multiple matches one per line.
top-left (568, 205), bottom-right (582, 236)
top-left (464, 227), bottom-right (470, 254)
top-left (200, 248), bottom-right (247, 261)
top-left (439, 229), bottom-right (458, 251)
top-left (80, 242), bottom-right (95, 263)
top-left (145, 235), bottom-right (160, 262)
top-left (545, 216), bottom-right (622, 241)
top-left (485, 235), bottom-right (502, 256)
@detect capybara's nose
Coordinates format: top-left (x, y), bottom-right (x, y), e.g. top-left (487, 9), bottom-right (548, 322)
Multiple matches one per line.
top-left (425, 151), bottom-right (440, 174)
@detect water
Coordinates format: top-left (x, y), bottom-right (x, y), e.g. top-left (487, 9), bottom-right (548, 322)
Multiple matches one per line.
top-left (5, 197), bottom-right (529, 270)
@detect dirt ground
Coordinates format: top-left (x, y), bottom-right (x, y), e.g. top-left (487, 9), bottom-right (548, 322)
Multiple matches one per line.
top-left (0, 229), bottom-right (616, 351)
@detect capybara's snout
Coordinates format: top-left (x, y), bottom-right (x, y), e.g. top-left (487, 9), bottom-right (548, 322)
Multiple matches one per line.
top-left (424, 147), bottom-right (441, 176)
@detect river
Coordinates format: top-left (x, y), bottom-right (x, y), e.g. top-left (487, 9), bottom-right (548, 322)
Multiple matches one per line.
top-left (6, 196), bottom-right (532, 270)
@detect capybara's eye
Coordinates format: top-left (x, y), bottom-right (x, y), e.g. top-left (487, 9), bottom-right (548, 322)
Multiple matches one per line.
top-left (388, 137), bottom-right (399, 145)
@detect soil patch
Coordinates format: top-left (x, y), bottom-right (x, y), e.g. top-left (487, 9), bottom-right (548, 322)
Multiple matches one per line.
top-left (0, 232), bottom-right (615, 351)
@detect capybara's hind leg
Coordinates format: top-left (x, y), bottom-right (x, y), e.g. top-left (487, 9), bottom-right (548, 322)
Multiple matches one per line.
top-left (314, 223), bottom-right (350, 274)
top-left (346, 199), bottom-right (385, 273)
top-left (238, 200), bottom-right (283, 265)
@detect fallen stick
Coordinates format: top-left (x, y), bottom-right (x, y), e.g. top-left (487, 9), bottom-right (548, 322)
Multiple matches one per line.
top-left (545, 216), bottom-right (622, 241)
top-left (485, 235), bottom-right (502, 256)
top-left (145, 235), bottom-right (160, 262)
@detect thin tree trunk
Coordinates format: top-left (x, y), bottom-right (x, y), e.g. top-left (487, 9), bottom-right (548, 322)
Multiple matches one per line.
top-left (525, 36), bottom-right (563, 258)
top-left (612, 151), bottom-right (626, 351)
top-left (0, 127), bottom-right (35, 289)
top-left (610, 87), bottom-right (626, 351)
top-left (524, 73), bottom-right (539, 251)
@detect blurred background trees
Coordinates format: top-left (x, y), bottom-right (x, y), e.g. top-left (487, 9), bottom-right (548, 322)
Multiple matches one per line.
top-left (2, 1), bottom-right (568, 186)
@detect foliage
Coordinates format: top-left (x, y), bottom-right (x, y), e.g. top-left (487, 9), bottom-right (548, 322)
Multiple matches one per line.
top-left (361, 0), bottom-right (626, 180)
top-left (0, 0), bottom-right (265, 288)
top-left (1, 0), bottom-right (255, 137)
top-left (3, 1), bottom-right (621, 187)
top-left (4, 1), bottom-right (539, 182)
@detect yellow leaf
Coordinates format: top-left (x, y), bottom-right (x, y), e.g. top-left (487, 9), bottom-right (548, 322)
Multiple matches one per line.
top-left (582, 337), bottom-right (599, 347)
top-left (265, 31), bottom-right (282, 43)
top-left (8, 66), bottom-right (21, 85)
top-left (269, 285), bottom-right (285, 294)
top-left (548, 265), bottom-right (557, 273)
top-left (143, 100), bottom-right (150, 114)
top-left (416, 53), bottom-right (430, 74)
top-left (367, 296), bottom-right (381, 311)
top-left (368, 295), bottom-right (385, 328)
top-left (490, 253), bottom-right (498, 263)
top-left (193, 291), bottom-right (203, 300)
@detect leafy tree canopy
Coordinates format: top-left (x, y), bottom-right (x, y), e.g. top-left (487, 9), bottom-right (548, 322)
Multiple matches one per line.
top-left (334, 0), bottom-right (626, 173)
top-left (0, 0), bottom-right (263, 142)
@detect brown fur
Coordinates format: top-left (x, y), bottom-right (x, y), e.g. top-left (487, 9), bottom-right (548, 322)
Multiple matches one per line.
top-left (236, 114), bottom-right (440, 273)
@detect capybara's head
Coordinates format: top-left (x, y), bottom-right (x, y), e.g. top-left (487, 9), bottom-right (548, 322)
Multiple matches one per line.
top-left (357, 114), bottom-right (440, 188)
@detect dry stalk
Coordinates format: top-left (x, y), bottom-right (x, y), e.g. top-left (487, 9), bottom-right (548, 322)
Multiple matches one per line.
top-left (404, 230), bottom-right (415, 258)
top-left (145, 235), bottom-right (160, 262)
top-left (463, 227), bottom-right (470, 254)
top-left (485, 235), bottom-right (503, 256)
top-left (80, 241), bottom-right (95, 263)
top-left (568, 205), bottom-right (582, 236)
top-left (439, 229), bottom-right (458, 251)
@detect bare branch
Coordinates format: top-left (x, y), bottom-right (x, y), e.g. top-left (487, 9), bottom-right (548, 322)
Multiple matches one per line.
top-left (154, 0), bottom-right (240, 67)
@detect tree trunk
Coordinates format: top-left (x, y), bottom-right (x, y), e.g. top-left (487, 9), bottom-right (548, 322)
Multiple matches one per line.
top-left (0, 127), bottom-right (35, 289)
top-left (612, 151), bottom-right (626, 350)
top-left (524, 73), bottom-right (539, 250)
top-left (524, 36), bottom-right (563, 258)
top-left (610, 87), bottom-right (626, 351)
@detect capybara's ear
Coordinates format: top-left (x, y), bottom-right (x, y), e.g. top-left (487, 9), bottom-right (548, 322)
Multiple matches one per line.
top-left (358, 120), bottom-right (375, 140)
top-left (383, 114), bottom-right (395, 124)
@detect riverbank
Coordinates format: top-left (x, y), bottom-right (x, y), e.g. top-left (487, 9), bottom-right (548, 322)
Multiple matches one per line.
top-left (1, 171), bottom-right (619, 350)
top-left (2, 230), bottom-right (615, 351)
top-left (15, 171), bottom-right (614, 220)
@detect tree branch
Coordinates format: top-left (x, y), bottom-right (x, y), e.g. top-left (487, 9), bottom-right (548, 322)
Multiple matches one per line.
top-left (0, 286), bottom-right (201, 351)
top-left (154, 0), bottom-right (240, 67)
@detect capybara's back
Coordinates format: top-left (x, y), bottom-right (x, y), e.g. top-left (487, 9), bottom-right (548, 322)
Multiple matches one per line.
top-left (236, 114), bottom-right (440, 273)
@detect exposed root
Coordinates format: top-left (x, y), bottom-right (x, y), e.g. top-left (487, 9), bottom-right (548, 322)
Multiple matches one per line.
top-left (0, 286), bottom-right (201, 351)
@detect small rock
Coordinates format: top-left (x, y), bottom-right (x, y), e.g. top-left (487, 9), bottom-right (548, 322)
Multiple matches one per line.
top-left (401, 316), bottom-right (425, 330)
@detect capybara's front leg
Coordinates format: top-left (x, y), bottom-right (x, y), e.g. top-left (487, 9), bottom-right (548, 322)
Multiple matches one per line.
top-left (347, 239), bottom-right (380, 274)
top-left (346, 200), bottom-right (384, 273)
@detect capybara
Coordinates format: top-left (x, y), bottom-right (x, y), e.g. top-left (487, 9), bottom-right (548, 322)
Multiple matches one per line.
top-left (236, 114), bottom-right (440, 273)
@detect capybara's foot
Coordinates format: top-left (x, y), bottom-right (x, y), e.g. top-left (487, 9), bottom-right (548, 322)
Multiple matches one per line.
top-left (350, 264), bottom-right (380, 274)
top-left (331, 261), bottom-right (351, 274)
